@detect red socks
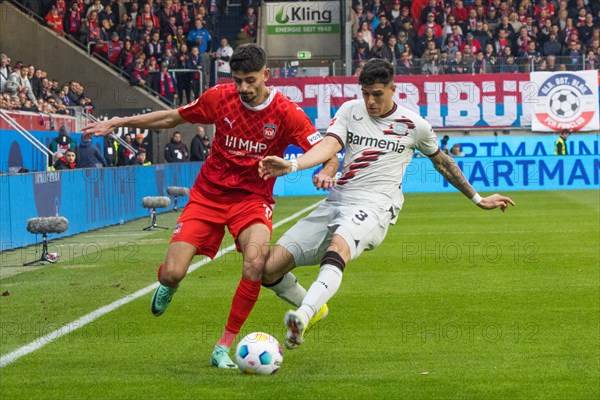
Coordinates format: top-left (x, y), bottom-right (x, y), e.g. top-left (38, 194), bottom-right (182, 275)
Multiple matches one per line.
top-left (218, 277), bottom-right (261, 348)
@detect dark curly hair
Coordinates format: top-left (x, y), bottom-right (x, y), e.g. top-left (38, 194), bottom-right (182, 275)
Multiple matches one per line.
top-left (358, 59), bottom-right (394, 86)
top-left (229, 43), bottom-right (267, 73)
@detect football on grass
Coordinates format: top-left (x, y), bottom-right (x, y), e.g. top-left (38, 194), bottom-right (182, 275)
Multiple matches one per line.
top-left (235, 332), bottom-right (283, 375)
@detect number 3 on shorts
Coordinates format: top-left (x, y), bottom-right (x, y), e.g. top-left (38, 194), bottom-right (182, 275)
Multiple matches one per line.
top-left (354, 210), bottom-right (368, 222)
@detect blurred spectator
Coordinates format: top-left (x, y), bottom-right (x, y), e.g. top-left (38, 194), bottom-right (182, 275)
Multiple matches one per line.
top-left (542, 33), bottom-right (562, 56)
top-left (358, 21), bottom-right (374, 48)
top-left (450, 144), bottom-right (465, 157)
top-left (164, 131), bottom-right (189, 163)
top-left (397, 50), bottom-right (414, 75)
top-left (440, 135), bottom-right (450, 154)
top-left (212, 38), bottom-right (233, 78)
top-left (240, 20), bottom-right (256, 39)
top-left (117, 134), bottom-right (135, 166)
top-left (446, 51), bottom-right (467, 74)
top-left (190, 126), bottom-right (210, 162)
top-left (418, 12), bottom-right (443, 37)
top-left (137, 2), bottom-right (159, 30)
top-left (381, 36), bottom-right (401, 66)
top-left (158, 62), bottom-right (177, 103)
top-left (68, 81), bottom-right (94, 110)
top-left (45, 6), bottom-right (64, 35)
top-left (176, 43), bottom-right (192, 104)
top-left (49, 125), bottom-right (76, 157)
top-left (86, 10), bottom-right (102, 43)
top-left (104, 135), bottom-right (118, 167)
top-left (422, 48), bottom-right (443, 74)
top-left (8, 65), bottom-right (37, 106)
top-left (147, 56), bottom-right (161, 93)
top-left (146, 31), bottom-right (164, 62)
top-left (101, 32), bottom-right (124, 64)
top-left (0, 54), bottom-right (11, 93)
top-left (374, 13), bottom-right (393, 42)
top-left (77, 134), bottom-right (107, 168)
top-left (483, 43), bottom-right (498, 70)
top-left (53, 148), bottom-right (77, 170)
top-left (119, 39), bottom-right (135, 71)
top-left (68, 2), bottom-right (84, 37)
top-left (131, 58), bottom-right (148, 86)
top-left (442, 37), bottom-right (459, 59)
top-left (133, 132), bottom-right (153, 161)
top-left (188, 46), bottom-right (203, 100)
top-left (99, 3), bottom-right (118, 28)
top-left (499, 55), bottom-right (520, 73)
top-left (546, 54), bottom-right (558, 72)
top-left (134, 148), bottom-right (152, 166)
top-left (187, 19), bottom-right (211, 53)
top-left (554, 130), bottom-right (571, 156)
top-left (87, 0), bottom-right (104, 19)
top-left (585, 49), bottom-right (597, 70)
top-left (243, 7), bottom-right (257, 27)
top-left (370, 37), bottom-right (386, 59)
top-left (118, 17), bottom-right (138, 42)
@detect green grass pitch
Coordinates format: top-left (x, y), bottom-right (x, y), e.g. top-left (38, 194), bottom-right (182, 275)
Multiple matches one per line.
top-left (0, 190), bottom-right (598, 399)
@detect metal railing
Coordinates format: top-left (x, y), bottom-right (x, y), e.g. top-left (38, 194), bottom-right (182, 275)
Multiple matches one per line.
top-left (268, 54), bottom-right (593, 77)
top-left (80, 109), bottom-right (138, 155)
top-left (0, 109), bottom-right (54, 171)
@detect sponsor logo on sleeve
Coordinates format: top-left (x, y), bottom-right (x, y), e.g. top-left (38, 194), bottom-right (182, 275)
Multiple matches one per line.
top-left (307, 132), bottom-right (323, 145)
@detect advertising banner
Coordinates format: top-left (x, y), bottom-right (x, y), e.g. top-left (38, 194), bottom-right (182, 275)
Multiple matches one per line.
top-left (269, 72), bottom-right (600, 130)
top-left (262, 1), bottom-right (341, 59)
top-left (531, 70), bottom-right (599, 132)
top-left (269, 73), bottom-right (534, 130)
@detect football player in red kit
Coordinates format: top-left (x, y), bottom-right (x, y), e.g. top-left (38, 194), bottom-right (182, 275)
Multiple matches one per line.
top-left (83, 44), bottom-right (338, 368)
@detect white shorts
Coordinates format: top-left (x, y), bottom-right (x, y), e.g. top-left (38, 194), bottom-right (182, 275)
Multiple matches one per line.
top-left (276, 200), bottom-right (394, 267)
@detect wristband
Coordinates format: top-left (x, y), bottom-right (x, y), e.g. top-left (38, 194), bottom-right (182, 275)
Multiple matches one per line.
top-left (471, 193), bottom-right (483, 205)
top-left (289, 159), bottom-right (299, 173)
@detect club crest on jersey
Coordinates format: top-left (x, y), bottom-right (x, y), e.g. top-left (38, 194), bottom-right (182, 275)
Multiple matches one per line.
top-left (384, 122), bottom-right (409, 137)
top-left (263, 124), bottom-right (277, 140)
top-left (173, 223), bottom-right (183, 237)
top-left (384, 118), bottom-right (415, 137)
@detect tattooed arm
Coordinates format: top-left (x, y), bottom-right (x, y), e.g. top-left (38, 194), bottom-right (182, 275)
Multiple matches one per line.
top-left (428, 151), bottom-right (515, 212)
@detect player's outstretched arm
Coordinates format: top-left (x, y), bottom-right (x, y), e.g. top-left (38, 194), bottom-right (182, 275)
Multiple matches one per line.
top-left (428, 151), bottom-right (515, 212)
top-left (259, 136), bottom-right (342, 180)
top-left (313, 155), bottom-right (339, 191)
top-left (82, 109), bottom-right (186, 137)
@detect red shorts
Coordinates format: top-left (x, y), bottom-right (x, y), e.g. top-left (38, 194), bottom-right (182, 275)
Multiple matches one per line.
top-left (170, 187), bottom-right (273, 258)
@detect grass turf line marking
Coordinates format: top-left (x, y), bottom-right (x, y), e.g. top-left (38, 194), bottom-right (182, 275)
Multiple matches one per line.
top-left (0, 200), bottom-right (323, 368)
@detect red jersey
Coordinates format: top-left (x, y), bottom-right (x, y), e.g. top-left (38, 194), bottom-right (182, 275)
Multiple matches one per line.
top-left (178, 83), bottom-right (321, 204)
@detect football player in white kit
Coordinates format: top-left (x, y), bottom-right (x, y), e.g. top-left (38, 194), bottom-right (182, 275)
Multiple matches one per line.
top-left (258, 59), bottom-right (515, 349)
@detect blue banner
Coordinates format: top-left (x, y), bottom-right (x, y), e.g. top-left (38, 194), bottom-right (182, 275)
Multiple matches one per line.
top-left (0, 163), bottom-right (201, 250)
top-left (273, 155), bottom-right (599, 197)
top-left (0, 129), bottom-right (103, 173)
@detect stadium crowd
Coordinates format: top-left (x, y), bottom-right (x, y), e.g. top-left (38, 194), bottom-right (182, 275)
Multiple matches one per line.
top-left (7, 1), bottom-right (600, 103)
top-left (0, 53), bottom-right (94, 114)
top-left (350, 0), bottom-right (600, 74)
top-left (15, 0), bottom-right (257, 105)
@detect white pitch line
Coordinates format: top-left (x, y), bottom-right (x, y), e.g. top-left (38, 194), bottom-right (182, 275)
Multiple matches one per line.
top-left (0, 199), bottom-right (323, 368)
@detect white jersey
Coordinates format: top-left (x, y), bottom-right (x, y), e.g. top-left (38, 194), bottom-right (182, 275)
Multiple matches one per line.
top-left (216, 45), bottom-right (233, 74)
top-left (326, 99), bottom-right (439, 221)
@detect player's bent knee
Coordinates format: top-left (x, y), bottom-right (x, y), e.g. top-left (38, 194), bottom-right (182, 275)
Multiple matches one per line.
top-left (261, 271), bottom-right (283, 286)
top-left (159, 262), bottom-right (187, 286)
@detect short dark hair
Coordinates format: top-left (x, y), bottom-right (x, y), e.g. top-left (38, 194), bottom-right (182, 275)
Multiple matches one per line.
top-left (229, 43), bottom-right (267, 73)
top-left (358, 59), bottom-right (394, 86)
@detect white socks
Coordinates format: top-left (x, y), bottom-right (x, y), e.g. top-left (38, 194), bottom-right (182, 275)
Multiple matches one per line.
top-left (297, 264), bottom-right (343, 323)
top-left (264, 272), bottom-right (307, 307)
